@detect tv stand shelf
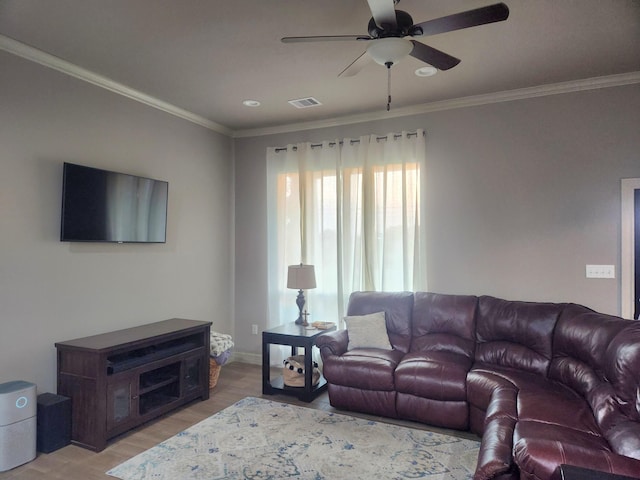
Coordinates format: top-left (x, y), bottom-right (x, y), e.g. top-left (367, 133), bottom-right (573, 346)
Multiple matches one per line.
top-left (55, 318), bottom-right (211, 452)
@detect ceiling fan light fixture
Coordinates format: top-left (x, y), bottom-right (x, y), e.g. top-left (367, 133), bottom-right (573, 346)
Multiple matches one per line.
top-left (367, 37), bottom-right (413, 66)
top-left (415, 65), bottom-right (437, 77)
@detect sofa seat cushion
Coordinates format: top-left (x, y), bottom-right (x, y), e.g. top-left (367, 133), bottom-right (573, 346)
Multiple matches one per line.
top-left (470, 364), bottom-right (601, 435)
top-left (473, 363), bottom-right (562, 393)
top-left (395, 351), bottom-right (471, 401)
top-left (322, 348), bottom-right (404, 391)
top-left (515, 420), bottom-right (610, 452)
top-left (517, 383), bottom-right (601, 436)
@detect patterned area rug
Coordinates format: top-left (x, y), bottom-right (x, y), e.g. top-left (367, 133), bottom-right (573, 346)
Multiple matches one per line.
top-left (107, 396), bottom-right (480, 480)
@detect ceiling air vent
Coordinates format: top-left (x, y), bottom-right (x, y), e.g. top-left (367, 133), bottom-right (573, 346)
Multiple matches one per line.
top-left (288, 97), bottom-right (322, 109)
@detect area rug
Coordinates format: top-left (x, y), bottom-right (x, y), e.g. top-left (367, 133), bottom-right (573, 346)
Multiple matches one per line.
top-left (107, 396), bottom-right (480, 480)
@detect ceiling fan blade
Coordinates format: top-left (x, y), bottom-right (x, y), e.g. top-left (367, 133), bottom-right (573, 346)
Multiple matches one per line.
top-left (413, 3), bottom-right (509, 37)
top-left (366, 0), bottom-right (397, 30)
top-left (338, 51), bottom-right (372, 77)
top-left (409, 41), bottom-right (460, 71)
top-left (282, 35), bottom-right (370, 43)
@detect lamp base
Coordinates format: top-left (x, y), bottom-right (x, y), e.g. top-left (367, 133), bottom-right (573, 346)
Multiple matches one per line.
top-left (295, 289), bottom-right (305, 325)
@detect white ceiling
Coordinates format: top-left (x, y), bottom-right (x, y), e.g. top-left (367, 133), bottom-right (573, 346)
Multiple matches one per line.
top-left (1, 0), bottom-right (639, 135)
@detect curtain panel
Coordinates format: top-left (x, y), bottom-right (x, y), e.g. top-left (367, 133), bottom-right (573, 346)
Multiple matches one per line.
top-left (266, 130), bottom-right (427, 330)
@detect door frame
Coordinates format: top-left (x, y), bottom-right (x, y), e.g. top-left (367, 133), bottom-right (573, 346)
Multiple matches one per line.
top-left (621, 178), bottom-right (640, 319)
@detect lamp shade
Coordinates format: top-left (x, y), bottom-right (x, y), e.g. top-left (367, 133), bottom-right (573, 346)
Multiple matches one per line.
top-left (367, 37), bottom-right (413, 66)
top-left (287, 264), bottom-right (316, 290)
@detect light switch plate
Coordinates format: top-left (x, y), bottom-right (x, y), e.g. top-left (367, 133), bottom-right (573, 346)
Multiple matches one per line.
top-left (586, 265), bottom-right (615, 279)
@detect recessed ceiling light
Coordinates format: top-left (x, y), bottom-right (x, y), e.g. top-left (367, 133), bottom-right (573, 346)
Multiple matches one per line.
top-left (242, 99), bottom-right (261, 107)
top-left (415, 66), bottom-right (437, 77)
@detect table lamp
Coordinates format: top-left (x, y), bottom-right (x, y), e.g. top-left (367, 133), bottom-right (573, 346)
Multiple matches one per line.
top-left (287, 264), bottom-right (316, 325)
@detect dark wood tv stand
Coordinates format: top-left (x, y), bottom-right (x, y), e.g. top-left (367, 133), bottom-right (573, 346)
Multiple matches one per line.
top-left (55, 318), bottom-right (211, 452)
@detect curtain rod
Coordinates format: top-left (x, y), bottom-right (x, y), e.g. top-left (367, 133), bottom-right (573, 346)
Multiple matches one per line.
top-left (274, 130), bottom-right (423, 153)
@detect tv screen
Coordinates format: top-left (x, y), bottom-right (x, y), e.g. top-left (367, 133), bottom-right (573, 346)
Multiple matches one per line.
top-left (60, 162), bottom-right (168, 243)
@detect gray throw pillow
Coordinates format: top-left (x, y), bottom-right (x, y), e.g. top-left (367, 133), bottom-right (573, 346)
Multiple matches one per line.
top-left (344, 311), bottom-right (392, 350)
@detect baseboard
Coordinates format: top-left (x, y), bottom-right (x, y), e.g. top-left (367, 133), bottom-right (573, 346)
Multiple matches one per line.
top-left (229, 351), bottom-right (261, 366)
top-left (228, 351), bottom-right (323, 369)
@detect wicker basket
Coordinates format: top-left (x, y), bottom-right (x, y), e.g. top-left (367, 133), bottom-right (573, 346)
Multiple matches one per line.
top-left (283, 355), bottom-right (320, 387)
top-left (209, 358), bottom-right (221, 389)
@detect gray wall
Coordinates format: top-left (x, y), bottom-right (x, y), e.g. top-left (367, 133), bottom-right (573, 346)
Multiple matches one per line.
top-left (2, 44), bottom-right (639, 381)
top-left (0, 51), bottom-right (234, 392)
top-left (234, 84), bottom-right (640, 361)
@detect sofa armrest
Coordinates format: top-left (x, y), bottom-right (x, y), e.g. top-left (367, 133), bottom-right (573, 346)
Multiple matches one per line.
top-left (475, 416), bottom-right (516, 480)
top-left (605, 417), bottom-right (640, 461)
top-left (316, 329), bottom-right (348, 359)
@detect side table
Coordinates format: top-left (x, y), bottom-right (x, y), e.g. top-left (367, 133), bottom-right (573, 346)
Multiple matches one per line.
top-left (262, 322), bottom-right (336, 402)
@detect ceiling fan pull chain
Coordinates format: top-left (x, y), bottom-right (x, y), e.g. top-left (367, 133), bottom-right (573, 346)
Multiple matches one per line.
top-left (386, 62), bottom-right (392, 111)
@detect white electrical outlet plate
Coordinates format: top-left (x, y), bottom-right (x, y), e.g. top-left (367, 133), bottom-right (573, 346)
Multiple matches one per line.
top-left (585, 265), bottom-right (615, 279)
top-left (251, 324), bottom-right (258, 335)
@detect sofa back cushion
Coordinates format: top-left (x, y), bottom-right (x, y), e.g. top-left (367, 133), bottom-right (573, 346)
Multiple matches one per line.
top-left (604, 322), bottom-right (640, 421)
top-left (475, 296), bottom-right (563, 376)
top-left (410, 292), bottom-right (477, 359)
top-left (550, 304), bottom-right (630, 398)
top-left (548, 304), bottom-right (640, 461)
top-left (346, 291), bottom-right (414, 354)
top-left (603, 321), bottom-right (640, 460)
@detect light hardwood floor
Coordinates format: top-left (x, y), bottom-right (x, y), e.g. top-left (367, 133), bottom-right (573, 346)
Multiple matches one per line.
top-left (0, 362), bottom-right (477, 479)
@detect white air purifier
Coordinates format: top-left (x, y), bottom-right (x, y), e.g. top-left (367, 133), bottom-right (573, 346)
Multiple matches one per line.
top-left (0, 381), bottom-right (37, 472)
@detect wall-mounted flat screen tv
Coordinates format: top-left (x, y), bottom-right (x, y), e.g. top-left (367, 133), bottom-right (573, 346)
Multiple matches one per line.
top-left (60, 162), bottom-right (168, 243)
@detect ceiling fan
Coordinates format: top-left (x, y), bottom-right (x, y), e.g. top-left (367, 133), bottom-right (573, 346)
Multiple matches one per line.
top-left (282, 1), bottom-right (510, 79)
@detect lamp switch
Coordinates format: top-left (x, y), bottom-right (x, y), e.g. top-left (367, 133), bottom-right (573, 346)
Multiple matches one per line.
top-left (251, 324), bottom-right (258, 335)
top-left (586, 265), bottom-right (615, 279)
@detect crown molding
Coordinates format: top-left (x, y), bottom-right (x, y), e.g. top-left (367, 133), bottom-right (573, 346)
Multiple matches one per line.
top-left (2, 34), bottom-right (638, 139)
top-left (233, 71), bottom-right (640, 138)
top-left (0, 34), bottom-right (233, 136)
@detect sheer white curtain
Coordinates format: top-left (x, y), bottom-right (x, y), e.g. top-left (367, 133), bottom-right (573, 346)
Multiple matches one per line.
top-left (266, 130), bottom-right (427, 331)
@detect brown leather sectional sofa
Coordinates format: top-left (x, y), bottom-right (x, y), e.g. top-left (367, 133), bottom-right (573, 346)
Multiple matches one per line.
top-left (316, 291), bottom-right (640, 480)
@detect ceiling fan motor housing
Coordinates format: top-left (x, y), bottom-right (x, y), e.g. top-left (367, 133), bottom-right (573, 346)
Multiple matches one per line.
top-left (368, 10), bottom-right (417, 38)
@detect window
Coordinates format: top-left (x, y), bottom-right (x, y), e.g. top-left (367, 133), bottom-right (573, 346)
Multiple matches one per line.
top-left (267, 131), bottom-right (426, 328)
